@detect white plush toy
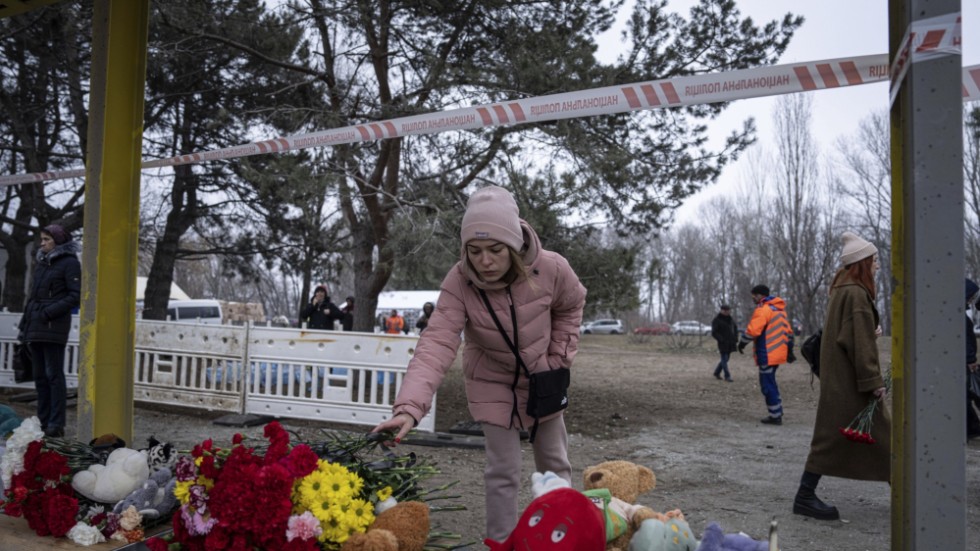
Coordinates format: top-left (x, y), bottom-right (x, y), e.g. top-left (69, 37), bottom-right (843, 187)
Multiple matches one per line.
top-left (72, 448), bottom-right (150, 503)
top-left (531, 470), bottom-right (572, 498)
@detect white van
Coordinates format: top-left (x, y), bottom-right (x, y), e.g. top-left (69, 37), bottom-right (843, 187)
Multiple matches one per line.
top-left (165, 299), bottom-right (223, 325)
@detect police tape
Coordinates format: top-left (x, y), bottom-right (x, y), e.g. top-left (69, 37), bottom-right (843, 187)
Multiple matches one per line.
top-left (890, 12), bottom-right (962, 105)
top-left (2, 54), bottom-right (980, 187)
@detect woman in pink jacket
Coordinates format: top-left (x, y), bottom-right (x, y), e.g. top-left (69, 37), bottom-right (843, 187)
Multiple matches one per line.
top-left (371, 185), bottom-right (586, 539)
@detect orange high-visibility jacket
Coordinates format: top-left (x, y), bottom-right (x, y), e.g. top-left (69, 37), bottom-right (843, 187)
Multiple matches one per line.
top-left (744, 296), bottom-right (792, 366)
top-left (385, 315), bottom-right (405, 334)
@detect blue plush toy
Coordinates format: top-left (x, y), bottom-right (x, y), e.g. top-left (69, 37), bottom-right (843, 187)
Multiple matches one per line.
top-left (629, 516), bottom-right (699, 551)
top-left (0, 404), bottom-right (22, 437)
top-left (112, 467), bottom-right (178, 519)
top-left (694, 522), bottom-right (770, 551)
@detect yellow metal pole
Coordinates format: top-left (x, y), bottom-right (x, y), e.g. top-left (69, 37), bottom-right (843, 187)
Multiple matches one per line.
top-left (888, 87), bottom-right (907, 551)
top-left (888, 7), bottom-right (905, 548)
top-left (77, 0), bottom-right (150, 444)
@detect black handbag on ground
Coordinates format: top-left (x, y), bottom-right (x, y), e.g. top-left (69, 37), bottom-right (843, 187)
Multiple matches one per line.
top-left (479, 287), bottom-right (569, 443)
top-left (13, 343), bottom-right (34, 384)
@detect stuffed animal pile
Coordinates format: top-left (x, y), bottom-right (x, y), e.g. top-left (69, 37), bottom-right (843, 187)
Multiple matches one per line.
top-left (489, 461), bottom-right (775, 551)
top-left (70, 435), bottom-right (180, 523)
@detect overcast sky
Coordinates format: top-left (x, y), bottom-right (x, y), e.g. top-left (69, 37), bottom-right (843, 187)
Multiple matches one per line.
top-left (596, 0), bottom-right (980, 224)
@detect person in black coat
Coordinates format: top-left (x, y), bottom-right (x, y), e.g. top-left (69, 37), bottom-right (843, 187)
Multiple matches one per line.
top-left (966, 278), bottom-right (980, 439)
top-left (340, 296), bottom-right (355, 331)
top-left (301, 285), bottom-right (342, 330)
top-left (710, 304), bottom-right (738, 382)
top-left (19, 225), bottom-right (81, 438)
top-left (415, 301), bottom-right (435, 334)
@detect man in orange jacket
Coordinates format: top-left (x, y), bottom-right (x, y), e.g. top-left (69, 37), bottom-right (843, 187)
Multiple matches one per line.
top-left (384, 310), bottom-right (405, 334)
top-left (738, 284), bottom-right (794, 425)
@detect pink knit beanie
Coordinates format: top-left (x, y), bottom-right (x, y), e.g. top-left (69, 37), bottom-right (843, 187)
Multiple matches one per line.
top-left (460, 186), bottom-right (524, 251)
top-left (840, 231), bottom-right (877, 266)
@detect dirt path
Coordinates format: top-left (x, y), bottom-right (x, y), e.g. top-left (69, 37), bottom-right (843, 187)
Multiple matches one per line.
top-left (4, 334), bottom-right (978, 550)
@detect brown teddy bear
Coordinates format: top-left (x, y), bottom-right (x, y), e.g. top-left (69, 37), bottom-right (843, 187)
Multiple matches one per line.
top-left (339, 501), bottom-right (430, 551)
top-left (582, 460), bottom-right (678, 551)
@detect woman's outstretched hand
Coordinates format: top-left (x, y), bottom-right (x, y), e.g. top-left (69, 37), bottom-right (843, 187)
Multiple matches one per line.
top-left (371, 412), bottom-right (416, 445)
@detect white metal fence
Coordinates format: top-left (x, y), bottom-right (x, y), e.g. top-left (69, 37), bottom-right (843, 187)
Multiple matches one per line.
top-left (0, 313), bottom-right (433, 432)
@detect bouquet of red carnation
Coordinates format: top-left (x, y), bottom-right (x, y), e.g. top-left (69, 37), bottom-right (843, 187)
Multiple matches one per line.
top-left (146, 423), bottom-right (466, 551)
top-left (839, 372), bottom-right (891, 445)
top-left (146, 421), bottom-right (323, 550)
top-left (1, 440), bottom-right (79, 537)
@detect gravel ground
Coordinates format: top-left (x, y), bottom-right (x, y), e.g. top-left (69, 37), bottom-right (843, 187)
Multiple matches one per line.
top-left (3, 334), bottom-right (978, 550)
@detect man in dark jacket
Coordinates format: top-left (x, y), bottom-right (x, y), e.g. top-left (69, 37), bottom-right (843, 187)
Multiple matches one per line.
top-left (966, 278), bottom-right (980, 439)
top-left (301, 285), bottom-right (343, 330)
top-left (19, 224), bottom-right (81, 438)
top-left (711, 304), bottom-right (738, 382)
top-left (340, 296), bottom-right (355, 331)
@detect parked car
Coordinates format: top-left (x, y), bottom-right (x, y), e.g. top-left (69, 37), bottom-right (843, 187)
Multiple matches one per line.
top-left (581, 319), bottom-right (624, 335)
top-left (633, 323), bottom-right (671, 335)
top-left (671, 320), bottom-right (711, 336)
top-left (150, 299), bottom-right (224, 325)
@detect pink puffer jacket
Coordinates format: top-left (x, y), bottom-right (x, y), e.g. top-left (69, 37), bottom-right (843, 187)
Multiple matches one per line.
top-left (392, 220), bottom-right (586, 430)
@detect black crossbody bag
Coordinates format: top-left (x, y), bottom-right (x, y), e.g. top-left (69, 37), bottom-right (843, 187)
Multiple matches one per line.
top-left (478, 287), bottom-right (569, 443)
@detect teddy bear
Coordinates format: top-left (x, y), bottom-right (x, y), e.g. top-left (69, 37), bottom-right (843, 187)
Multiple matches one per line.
top-left (628, 514), bottom-right (698, 551)
top-left (112, 467), bottom-right (178, 519)
top-left (485, 487), bottom-right (606, 551)
top-left (72, 447), bottom-right (150, 503)
top-left (339, 500), bottom-right (430, 551)
top-left (693, 522), bottom-right (771, 551)
top-left (582, 460), bottom-right (668, 551)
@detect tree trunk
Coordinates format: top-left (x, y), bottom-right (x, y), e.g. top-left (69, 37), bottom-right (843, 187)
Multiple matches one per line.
top-left (142, 166), bottom-right (196, 320)
top-left (351, 221), bottom-right (392, 333)
top-left (0, 228), bottom-right (33, 313)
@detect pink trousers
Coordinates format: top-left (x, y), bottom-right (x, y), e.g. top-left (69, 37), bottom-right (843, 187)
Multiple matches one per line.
top-left (482, 416), bottom-right (571, 540)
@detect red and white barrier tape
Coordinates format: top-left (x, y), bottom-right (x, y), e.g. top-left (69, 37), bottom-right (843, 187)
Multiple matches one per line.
top-left (890, 12), bottom-right (962, 105)
top-left (2, 53), bottom-right (979, 187)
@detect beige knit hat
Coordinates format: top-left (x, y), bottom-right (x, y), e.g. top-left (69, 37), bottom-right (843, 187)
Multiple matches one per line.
top-left (460, 185), bottom-right (524, 251)
top-left (840, 231), bottom-right (878, 266)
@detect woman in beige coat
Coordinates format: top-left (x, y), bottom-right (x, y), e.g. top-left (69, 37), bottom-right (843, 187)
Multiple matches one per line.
top-left (371, 185), bottom-right (586, 540)
top-left (794, 231), bottom-right (890, 521)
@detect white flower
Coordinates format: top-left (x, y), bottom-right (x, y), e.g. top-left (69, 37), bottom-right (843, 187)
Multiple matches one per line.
top-left (1, 416), bottom-right (44, 488)
top-left (67, 522), bottom-right (107, 546)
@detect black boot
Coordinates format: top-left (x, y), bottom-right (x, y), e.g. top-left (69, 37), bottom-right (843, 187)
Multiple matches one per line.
top-left (793, 486), bottom-right (840, 520)
top-left (43, 426), bottom-right (65, 438)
